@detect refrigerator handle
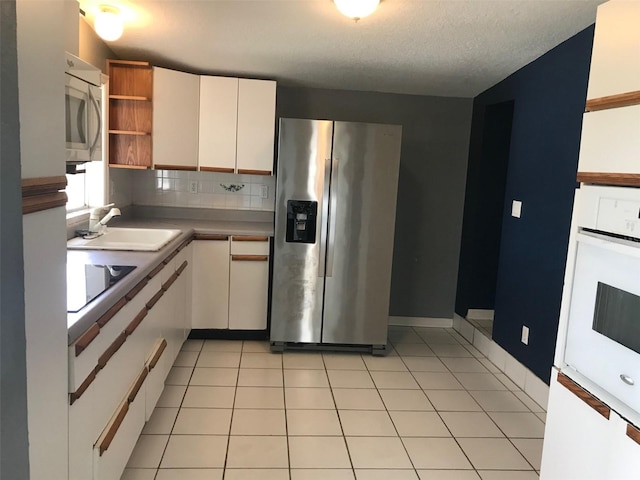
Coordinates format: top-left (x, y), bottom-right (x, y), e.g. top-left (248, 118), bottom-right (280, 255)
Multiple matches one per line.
top-left (326, 156), bottom-right (339, 278)
top-left (318, 157), bottom-right (331, 278)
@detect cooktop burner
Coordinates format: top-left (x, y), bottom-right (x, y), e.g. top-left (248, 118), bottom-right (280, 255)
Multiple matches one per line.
top-left (67, 264), bottom-right (136, 313)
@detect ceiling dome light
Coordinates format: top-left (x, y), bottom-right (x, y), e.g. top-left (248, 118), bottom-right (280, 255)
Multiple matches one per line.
top-left (334, 0), bottom-right (380, 21)
top-left (95, 5), bottom-right (124, 42)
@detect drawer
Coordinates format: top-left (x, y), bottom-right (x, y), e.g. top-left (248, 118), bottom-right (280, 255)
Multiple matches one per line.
top-left (230, 235), bottom-right (270, 255)
top-left (69, 275), bottom-right (161, 393)
top-left (93, 369), bottom-right (147, 480)
top-left (145, 338), bottom-right (169, 420)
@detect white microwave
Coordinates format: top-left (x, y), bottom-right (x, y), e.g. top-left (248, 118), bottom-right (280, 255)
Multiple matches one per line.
top-left (564, 185), bottom-right (640, 415)
top-left (65, 52), bottom-right (103, 165)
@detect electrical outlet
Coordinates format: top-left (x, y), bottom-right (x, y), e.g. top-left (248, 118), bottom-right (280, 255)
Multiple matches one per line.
top-left (512, 200), bottom-right (522, 218)
top-left (260, 185), bottom-right (268, 199)
top-left (189, 181), bottom-right (198, 194)
top-left (521, 325), bottom-right (530, 345)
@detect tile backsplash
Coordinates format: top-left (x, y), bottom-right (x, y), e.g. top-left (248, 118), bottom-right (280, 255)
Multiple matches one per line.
top-left (123, 169), bottom-right (276, 211)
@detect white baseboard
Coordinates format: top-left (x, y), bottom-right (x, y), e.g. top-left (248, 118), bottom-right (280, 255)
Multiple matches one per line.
top-left (467, 309), bottom-right (495, 321)
top-left (453, 315), bottom-right (549, 411)
top-left (389, 316), bottom-right (453, 328)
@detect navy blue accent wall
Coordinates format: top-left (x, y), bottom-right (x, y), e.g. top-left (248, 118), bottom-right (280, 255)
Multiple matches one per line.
top-left (466, 26), bottom-right (595, 384)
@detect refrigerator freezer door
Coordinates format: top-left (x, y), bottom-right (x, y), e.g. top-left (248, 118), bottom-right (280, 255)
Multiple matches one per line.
top-left (271, 119), bottom-right (333, 343)
top-left (322, 122), bottom-right (402, 346)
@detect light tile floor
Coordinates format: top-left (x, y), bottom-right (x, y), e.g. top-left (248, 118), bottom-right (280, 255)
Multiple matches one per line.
top-left (122, 327), bottom-right (545, 480)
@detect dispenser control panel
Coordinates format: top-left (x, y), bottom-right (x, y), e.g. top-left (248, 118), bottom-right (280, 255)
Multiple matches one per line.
top-left (286, 200), bottom-right (318, 243)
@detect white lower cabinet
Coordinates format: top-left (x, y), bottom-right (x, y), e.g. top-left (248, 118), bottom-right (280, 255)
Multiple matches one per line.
top-left (192, 235), bottom-right (270, 330)
top-left (68, 242), bottom-right (192, 480)
top-left (192, 238), bottom-right (230, 328)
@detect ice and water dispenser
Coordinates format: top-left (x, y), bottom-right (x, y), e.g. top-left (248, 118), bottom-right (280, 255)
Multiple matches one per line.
top-left (286, 200), bottom-right (317, 243)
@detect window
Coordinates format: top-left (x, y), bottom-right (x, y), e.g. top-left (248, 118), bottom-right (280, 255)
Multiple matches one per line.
top-left (66, 171), bottom-right (87, 212)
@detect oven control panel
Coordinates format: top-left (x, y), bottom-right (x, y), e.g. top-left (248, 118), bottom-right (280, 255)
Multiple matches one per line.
top-left (577, 185), bottom-right (640, 239)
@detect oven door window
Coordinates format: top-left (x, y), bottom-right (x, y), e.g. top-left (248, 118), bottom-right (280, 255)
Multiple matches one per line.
top-left (65, 77), bottom-right (89, 150)
top-left (564, 233), bottom-right (640, 413)
top-left (593, 282), bottom-right (640, 354)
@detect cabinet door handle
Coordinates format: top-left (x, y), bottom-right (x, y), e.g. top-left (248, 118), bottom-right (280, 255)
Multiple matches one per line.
top-left (231, 236), bottom-right (269, 242)
top-left (96, 297), bottom-right (127, 328)
top-left (146, 289), bottom-right (164, 309)
top-left (163, 249), bottom-right (179, 265)
top-left (147, 263), bottom-right (165, 280)
top-left (231, 255), bottom-right (268, 262)
top-left (128, 368), bottom-right (148, 404)
top-left (69, 367), bottom-right (98, 405)
top-left (162, 272), bottom-right (179, 291)
top-left (125, 278), bottom-right (148, 301)
top-left (75, 323), bottom-right (100, 357)
top-left (125, 307), bottom-right (148, 336)
top-left (194, 234), bottom-right (229, 241)
top-left (99, 401), bottom-right (129, 456)
top-left (237, 169), bottom-right (271, 176)
top-left (97, 331), bottom-right (127, 370)
top-left (148, 339), bottom-right (167, 371)
top-left (176, 260), bottom-right (188, 276)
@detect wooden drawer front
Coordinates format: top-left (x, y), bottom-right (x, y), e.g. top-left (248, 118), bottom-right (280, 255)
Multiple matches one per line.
top-left (69, 275), bottom-right (160, 393)
top-left (160, 251), bottom-right (178, 284)
top-left (93, 388), bottom-right (145, 480)
top-left (230, 236), bottom-right (270, 255)
top-left (578, 105), bottom-right (640, 176)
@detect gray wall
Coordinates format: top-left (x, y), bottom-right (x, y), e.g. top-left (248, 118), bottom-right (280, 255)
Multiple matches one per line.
top-left (0, 0), bottom-right (30, 477)
top-left (276, 87), bottom-right (473, 319)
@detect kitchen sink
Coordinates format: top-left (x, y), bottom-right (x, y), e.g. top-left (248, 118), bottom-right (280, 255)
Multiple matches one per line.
top-left (67, 228), bottom-right (181, 252)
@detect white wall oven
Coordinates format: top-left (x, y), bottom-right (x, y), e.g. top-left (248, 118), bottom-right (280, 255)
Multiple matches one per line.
top-left (564, 185), bottom-right (640, 414)
top-left (65, 52), bottom-right (103, 164)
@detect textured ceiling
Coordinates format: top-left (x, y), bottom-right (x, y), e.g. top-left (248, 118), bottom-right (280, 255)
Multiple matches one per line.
top-left (82, 0), bottom-right (604, 98)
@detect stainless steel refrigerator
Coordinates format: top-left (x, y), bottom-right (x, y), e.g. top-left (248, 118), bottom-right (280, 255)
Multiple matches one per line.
top-left (270, 118), bottom-right (402, 354)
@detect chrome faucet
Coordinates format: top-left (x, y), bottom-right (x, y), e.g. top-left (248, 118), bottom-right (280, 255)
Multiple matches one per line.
top-left (89, 203), bottom-right (121, 234)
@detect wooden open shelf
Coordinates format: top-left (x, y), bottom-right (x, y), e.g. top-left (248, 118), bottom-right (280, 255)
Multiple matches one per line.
top-left (107, 60), bottom-right (153, 168)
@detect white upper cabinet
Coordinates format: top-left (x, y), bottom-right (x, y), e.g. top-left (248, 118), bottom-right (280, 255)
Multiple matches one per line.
top-left (198, 76), bottom-right (239, 173)
top-left (153, 67), bottom-right (200, 170)
top-left (587, 1), bottom-right (640, 99)
top-left (236, 79), bottom-right (277, 174)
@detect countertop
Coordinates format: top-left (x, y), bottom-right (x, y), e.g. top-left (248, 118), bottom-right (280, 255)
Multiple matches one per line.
top-left (67, 216), bottom-right (274, 345)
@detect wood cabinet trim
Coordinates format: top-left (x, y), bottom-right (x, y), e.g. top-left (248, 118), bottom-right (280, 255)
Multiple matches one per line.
top-left (176, 260), bottom-right (188, 276)
top-left (557, 373), bottom-right (611, 419)
top-left (148, 339), bottom-right (167, 370)
top-left (231, 255), bottom-right (269, 262)
top-left (200, 166), bottom-right (235, 173)
top-left (231, 236), bottom-right (269, 242)
top-left (127, 368), bottom-right (148, 404)
top-left (97, 331), bottom-right (127, 370)
top-left (74, 323), bottom-right (100, 357)
top-left (585, 91), bottom-right (640, 112)
top-left (108, 164), bottom-right (150, 170)
top-left (99, 401), bottom-right (129, 456)
top-left (194, 234), bottom-right (229, 241)
top-left (96, 297), bottom-right (128, 328)
top-left (154, 164), bottom-right (198, 171)
top-left (162, 272), bottom-right (179, 291)
top-left (107, 59), bottom-right (151, 67)
top-left (124, 308), bottom-right (148, 336)
top-left (21, 176), bottom-right (68, 214)
top-left (125, 278), bottom-right (149, 301)
top-left (627, 423), bottom-right (640, 446)
top-left (146, 289), bottom-right (164, 309)
top-left (577, 172), bottom-right (640, 187)
top-left (237, 169), bottom-right (271, 176)
top-left (163, 249), bottom-right (179, 265)
top-left (69, 368), bottom-right (98, 405)
top-left (147, 263), bottom-right (165, 280)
